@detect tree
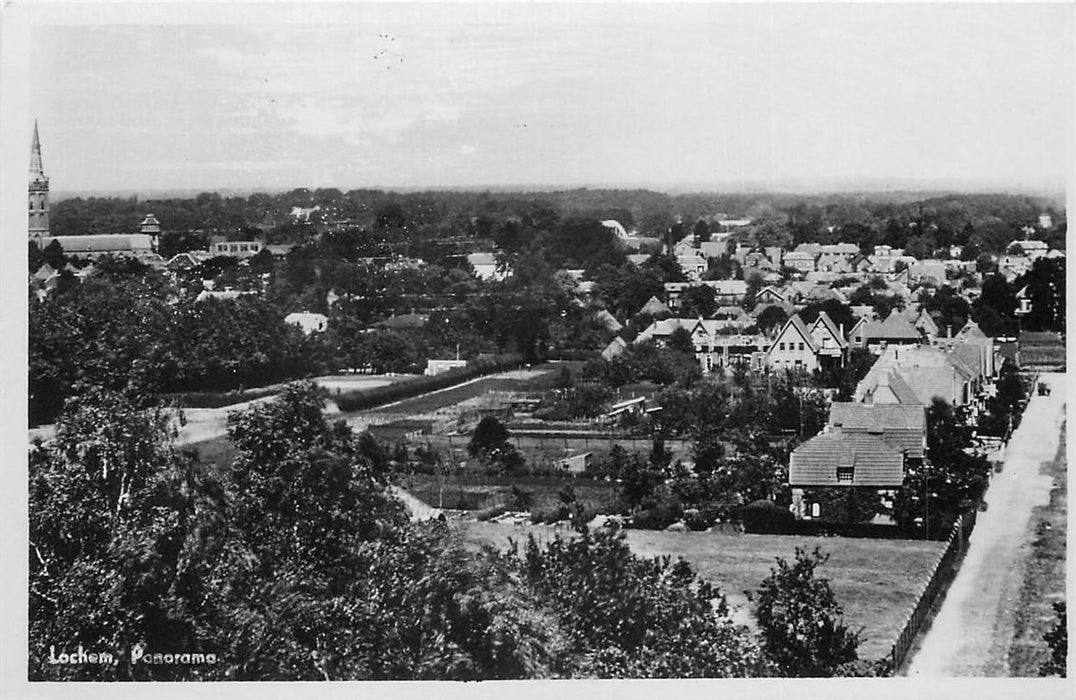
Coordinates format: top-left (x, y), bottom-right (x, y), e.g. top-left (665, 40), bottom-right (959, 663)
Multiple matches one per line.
top-left (753, 548), bottom-right (861, 677)
top-left (667, 326), bottom-right (695, 355)
top-left (892, 399), bottom-right (989, 535)
top-left (692, 218), bottom-right (711, 244)
top-left (42, 239), bottom-right (66, 269)
top-left (29, 389), bottom-right (220, 680)
top-left (514, 527), bottom-right (771, 677)
top-left (678, 284), bottom-right (717, 319)
top-left (469, 416), bottom-right (511, 458)
top-left (755, 305), bottom-right (789, 337)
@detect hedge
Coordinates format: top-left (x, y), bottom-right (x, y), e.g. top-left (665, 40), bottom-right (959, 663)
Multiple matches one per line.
top-left (334, 354), bottom-right (523, 413)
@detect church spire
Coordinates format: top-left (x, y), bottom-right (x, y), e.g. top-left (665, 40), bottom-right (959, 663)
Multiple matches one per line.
top-left (30, 120), bottom-right (44, 177)
top-left (29, 120), bottom-right (50, 239)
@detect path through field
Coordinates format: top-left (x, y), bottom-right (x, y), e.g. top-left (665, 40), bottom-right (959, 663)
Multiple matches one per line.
top-left (905, 372), bottom-right (1066, 676)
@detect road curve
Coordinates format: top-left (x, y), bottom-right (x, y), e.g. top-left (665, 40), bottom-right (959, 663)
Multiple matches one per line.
top-left (905, 372), bottom-right (1066, 676)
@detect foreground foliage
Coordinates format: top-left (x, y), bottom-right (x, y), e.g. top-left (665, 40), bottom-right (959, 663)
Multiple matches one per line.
top-left (29, 382), bottom-right (774, 680)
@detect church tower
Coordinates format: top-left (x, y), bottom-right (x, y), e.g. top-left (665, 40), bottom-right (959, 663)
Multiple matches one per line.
top-left (29, 121), bottom-right (50, 241)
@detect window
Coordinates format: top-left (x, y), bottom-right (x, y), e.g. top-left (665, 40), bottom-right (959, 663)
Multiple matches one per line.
top-left (779, 342), bottom-right (786, 351)
top-left (836, 466), bottom-right (854, 483)
top-left (798, 342), bottom-right (805, 351)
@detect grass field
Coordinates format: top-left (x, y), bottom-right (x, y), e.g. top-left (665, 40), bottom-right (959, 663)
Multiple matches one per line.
top-left (461, 520), bottom-right (946, 661)
top-left (1008, 421), bottom-right (1067, 676)
top-left (364, 367), bottom-right (560, 417)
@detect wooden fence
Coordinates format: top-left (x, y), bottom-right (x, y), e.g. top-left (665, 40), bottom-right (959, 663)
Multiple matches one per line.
top-left (888, 508), bottom-right (978, 674)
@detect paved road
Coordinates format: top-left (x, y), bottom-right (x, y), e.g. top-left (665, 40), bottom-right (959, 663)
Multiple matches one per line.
top-left (906, 372), bottom-right (1066, 677)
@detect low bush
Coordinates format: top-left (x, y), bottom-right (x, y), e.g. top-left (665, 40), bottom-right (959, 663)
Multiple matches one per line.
top-left (475, 504), bottom-right (509, 522)
top-left (740, 500), bottom-right (796, 534)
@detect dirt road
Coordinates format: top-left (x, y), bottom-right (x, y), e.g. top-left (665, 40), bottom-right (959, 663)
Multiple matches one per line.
top-left (905, 372), bottom-right (1066, 676)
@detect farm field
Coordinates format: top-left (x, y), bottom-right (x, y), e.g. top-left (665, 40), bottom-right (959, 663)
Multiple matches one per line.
top-left (419, 433), bottom-right (692, 472)
top-left (461, 520), bottom-right (946, 662)
top-left (400, 472), bottom-right (619, 513)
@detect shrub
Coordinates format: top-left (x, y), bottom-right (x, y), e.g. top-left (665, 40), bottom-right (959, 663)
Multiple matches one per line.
top-left (740, 500), bottom-right (795, 534)
top-left (475, 504), bottom-right (509, 522)
top-left (629, 501), bottom-right (683, 530)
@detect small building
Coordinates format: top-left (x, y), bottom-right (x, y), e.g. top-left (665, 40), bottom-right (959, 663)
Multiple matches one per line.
top-left (425, 359), bottom-right (468, 376)
top-left (601, 336), bottom-right (628, 360)
top-left (209, 240), bottom-right (264, 258)
top-left (557, 451), bottom-right (594, 475)
top-left (467, 252), bottom-right (506, 281)
top-left (284, 311), bottom-right (328, 335)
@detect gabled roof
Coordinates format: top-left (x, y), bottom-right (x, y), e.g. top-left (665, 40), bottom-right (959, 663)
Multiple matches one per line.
top-left (768, 315), bottom-right (818, 354)
top-left (594, 309), bottom-right (623, 332)
top-left (810, 311), bottom-right (849, 349)
top-left (956, 319), bottom-right (987, 341)
top-left (827, 402), bottom-right (926, 458)
top-left (915, 310), bottom-right (939, 337)
top-left (601, 336), bottom-right (628, 360)
top-left (640, 296), bottom-right (672, 317)
top-left (863, 310), bottom-right (921, 341)
top-left (790, 430), bottom-right (905, 487)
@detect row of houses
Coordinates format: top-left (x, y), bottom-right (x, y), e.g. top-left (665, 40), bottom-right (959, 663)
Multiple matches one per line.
top-left (785, 319), bottom-right (1000, 519)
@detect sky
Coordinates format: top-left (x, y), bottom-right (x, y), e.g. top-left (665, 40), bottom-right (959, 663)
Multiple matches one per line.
top-left (18, 2), bottom-right (1076, 194)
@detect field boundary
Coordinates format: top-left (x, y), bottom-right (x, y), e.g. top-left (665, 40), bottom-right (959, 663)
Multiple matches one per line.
top-left (888, 508), bottom-right (978, 674)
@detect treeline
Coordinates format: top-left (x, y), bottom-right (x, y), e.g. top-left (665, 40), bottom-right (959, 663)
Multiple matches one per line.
top-left (29, 383), bottom-right (874, 680)
top-left (50, 187), bottom-right (1065, 256)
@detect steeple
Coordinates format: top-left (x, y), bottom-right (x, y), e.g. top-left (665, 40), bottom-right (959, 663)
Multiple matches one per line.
top-left (29, 120), bottom-right (50, 239)
top-left (30, 120), bottom-right (44, 177)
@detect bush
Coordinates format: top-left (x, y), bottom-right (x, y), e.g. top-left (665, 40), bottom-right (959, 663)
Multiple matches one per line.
top-left (629, 501), bottom-right (683, 530)
top-left (683, 508), bottom-right (716, 532)
top-left (475, 504), bottom-right (509, 522)
top-left (740, 500), bottom-right (795, 534)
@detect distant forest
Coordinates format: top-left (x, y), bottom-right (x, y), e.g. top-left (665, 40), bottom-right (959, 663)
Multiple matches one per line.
top-left (47, 188), bottom-right (1066, 257)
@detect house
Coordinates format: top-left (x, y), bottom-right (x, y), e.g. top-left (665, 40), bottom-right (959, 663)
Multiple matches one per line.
top-left (847, 310), bottom-right (922, 351)
top-left (827, 402), bottom-right (927, 460)
top-left (914, 309), bottom-right (940, 341)
top-left (634, 318), bottom-right (767, 372)
top-left (605, 396), bottom-right (647, 421)
top-left (557, 451), bottom-right (594, 476)
top-left (594, 309), bottom-right (623, 333)
top-left (744, 250), bottom-right (777, 270)
top-left (816, 253), bottom-right (853, 274)
top-left (34, 234), bottom-right (155, 259)
top-left (997, 255), bottom-right (1033, 282)
top-left (209, 240), bottom-right (264, 258)
top-left (284, 311), bottom-right (328, 335)
top-left (376, 313), bottom-right (429, 331)
top-left (854, 345), bottom-right (980, 408)
top-left (677, 251), bottom-right (709, 280)
top-left (425, 359), bottom-right (469, 376)
top-left (907, 261), bottom-right (948, 285)
top-left (195, 289), bottom-right (252, 303)
top-left (808, 311), bottom-right (848, 365)
top-left (1006, 239), bottom-right (1049, 260)
top-left (789, 428), bottom-right (906, 489)
top-left (765, 315), bottom-right (821, 372)
top-left (782, 251), bottom-right (816, 273)
top-left (467, 252), bottom-right (505, 281)
top-left (601, 336), bottom-right (628, 360)
top-left (639, 295), bottom-right (673, 318)
top-left (754, 285), bottom-right (786, 305)
top-left (713, 305), bottom-right (753, 328)
top-left (664, 280), bottom-right (747, 310)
